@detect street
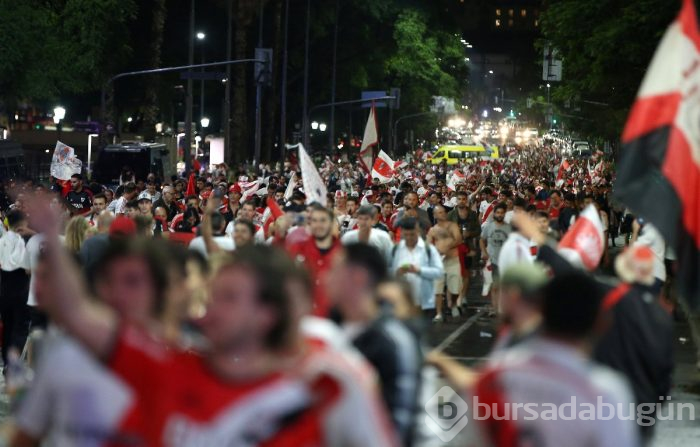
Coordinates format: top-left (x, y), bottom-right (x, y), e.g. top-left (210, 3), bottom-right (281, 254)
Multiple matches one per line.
top-left (415, 271), bottom-right (700, 446)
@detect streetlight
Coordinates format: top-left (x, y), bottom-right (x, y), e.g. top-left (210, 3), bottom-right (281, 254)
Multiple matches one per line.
top-left (200, 117), bottom-right (210, 128)
top-left (196, 32), bottom-right (206, 124)
top-left (53, 106), bottom-right (66, 140)
top-left (311, 121), bottom-right (319, 130)
top-left (127, 116), bottom-right (133, 123)
top-left (319, 123), bottom-right (327, 132)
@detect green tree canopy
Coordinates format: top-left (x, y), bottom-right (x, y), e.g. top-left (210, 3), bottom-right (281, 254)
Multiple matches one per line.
top-left (540, 0), bottom-right (678, 139)
top-left (0, 0), bottom-right (136, 103)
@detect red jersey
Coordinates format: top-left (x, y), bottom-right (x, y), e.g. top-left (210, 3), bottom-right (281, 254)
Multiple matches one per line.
top-left (108, 326), bottom-right (397, 447)
top-left (287, 238), bottom-right (341, 317)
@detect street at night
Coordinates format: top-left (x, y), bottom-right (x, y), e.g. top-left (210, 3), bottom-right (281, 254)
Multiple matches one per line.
top-left (2, 0), bottom-right (700, 446)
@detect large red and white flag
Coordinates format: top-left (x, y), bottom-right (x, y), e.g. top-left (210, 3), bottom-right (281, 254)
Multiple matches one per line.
top-left (616, 0), bottom-right (700, 308)
top-left (359, 105), bottom-right (379, 173)
top-left (558, 205), bottom-right (605, 271)
top-left (371, 150), bottom-right (395, 183)
top-left (555, 158), bottom-right (570, 188)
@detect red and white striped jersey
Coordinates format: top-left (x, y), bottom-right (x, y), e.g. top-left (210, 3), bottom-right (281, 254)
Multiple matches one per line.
top-left (107, 326), bottom-right (398, 447)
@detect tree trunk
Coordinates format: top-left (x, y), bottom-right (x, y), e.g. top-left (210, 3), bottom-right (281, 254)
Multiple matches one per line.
top-left (262, 0), bottom-right (283, 163)
top-left (142, 0), bottom-right (167, 141)
top-left (230, 19), bottom-right (249, 165)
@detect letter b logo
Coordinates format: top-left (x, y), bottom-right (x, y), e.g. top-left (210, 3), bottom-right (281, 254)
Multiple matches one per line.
top-left (425, 386), bottom-right (469, 442)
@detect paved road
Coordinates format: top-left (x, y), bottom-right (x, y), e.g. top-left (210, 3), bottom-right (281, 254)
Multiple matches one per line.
top-left (417, 276), bottom-right (700, 446)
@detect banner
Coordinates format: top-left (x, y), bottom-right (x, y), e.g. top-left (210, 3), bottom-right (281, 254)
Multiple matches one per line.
top-left (371, 150), bottom-right (395, 183)
top-left (50, 141), bottom-right (82, 181)
top-left (298, 144), bottom-right (327, 206)
top-left (558, 205), bottom-right (605, 271)
top-left (359, 105), bottom-right (378, 173)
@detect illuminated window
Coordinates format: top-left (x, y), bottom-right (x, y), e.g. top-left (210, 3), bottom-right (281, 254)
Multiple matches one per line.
top-left (495, 19), bottom-right (501, 27)
top-left (508, 19), bottom-right (514, 27)
top-left (508, 9), bottom-right (514, 17)
top-left (521, 9), bottom-right (527, 17)
top-left (496, 8), bottom-right (501, 16)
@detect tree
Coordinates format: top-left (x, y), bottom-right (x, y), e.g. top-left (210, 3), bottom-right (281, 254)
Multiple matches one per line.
top-left (540, 0), bottom-right (678, 139)
top-left (140, 0), bottom-right (168, 140)
top-left (0, 0), bottom-right (136, 104)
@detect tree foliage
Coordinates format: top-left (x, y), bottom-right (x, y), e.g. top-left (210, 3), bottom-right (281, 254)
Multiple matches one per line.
top-left (0, 0), bottom-right (136, 103)
top-left (540, 0), bottom-right (678, 138)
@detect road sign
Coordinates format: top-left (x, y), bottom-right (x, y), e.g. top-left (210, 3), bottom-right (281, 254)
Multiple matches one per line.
top-left (361, 91), bottom-right (389, 108)
top-left (543, 44), bottom-right (563, 81)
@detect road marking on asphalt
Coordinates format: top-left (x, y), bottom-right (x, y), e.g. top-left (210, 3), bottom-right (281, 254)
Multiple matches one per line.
top-left (435, 311), bottom-right (482, 352)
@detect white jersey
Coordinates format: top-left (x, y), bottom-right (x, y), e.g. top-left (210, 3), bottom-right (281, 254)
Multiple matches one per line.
top-left (474, 337), bottom-right (639, 447)
top-left (341, 228), bottom-right (394, 259)
top-left (15, 333), bottom-right (134, 447)
top-left (188, 235), bottom-right (235, 257)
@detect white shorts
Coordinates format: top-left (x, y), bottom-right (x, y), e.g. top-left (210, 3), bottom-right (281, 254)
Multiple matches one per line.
top-left (435, 257), bottom-right (463, 295)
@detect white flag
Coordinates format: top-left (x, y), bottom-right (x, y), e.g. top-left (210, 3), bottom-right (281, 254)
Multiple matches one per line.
top-left (359, 105), bottom-right (378, 173)
top-left (284, 172), bottom-right (297, 200)
top-left (50, 141), bottom-right (82, 181)
top-left (298, 144), bottom-right (327, 206)
top-left (447, 170), bottom-right (465, 191)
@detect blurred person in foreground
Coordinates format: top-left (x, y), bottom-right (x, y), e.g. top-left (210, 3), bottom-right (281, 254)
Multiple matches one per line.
top-left (11, 238), bottom-right (182, 446)
top-left (27, 199), bottom-right (396, 446)
top-left (426, 262), bottom-right (548, 390)
top-left (515, 211), bottom-right (674, 444)
top-left (328, 243), bottom-right (422, 446)
top-left (472, 272), bottom-right (639, 447)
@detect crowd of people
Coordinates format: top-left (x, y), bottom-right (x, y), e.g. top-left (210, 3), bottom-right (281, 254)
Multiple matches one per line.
top-left (0, 141), bottom-right (690, 446)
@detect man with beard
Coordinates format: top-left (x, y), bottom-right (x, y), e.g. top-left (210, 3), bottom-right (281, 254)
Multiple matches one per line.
top-left (288, 203), bottom-right (341, 317)
top-left (395, 192), bottom-right (432, 236)
top-left (480, 203), bottom-right (512, 281)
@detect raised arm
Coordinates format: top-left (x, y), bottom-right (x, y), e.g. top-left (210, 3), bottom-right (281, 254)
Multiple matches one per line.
top-left (201, 198), bottom-right (223, 255)
top-left (29, 199), bottom-right (118, 359)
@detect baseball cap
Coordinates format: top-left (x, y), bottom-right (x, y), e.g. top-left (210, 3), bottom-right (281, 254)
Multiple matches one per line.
top-left (137, 191), bottom-right (151, 202)
top-left (229, 184), bottom-right (242, 194)
top-left (500, 262), bottom-right (549, 298)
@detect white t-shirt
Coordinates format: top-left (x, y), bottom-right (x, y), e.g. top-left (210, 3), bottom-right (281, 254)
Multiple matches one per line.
top-left (341, 228), bottom-right (394, 258)
top-left (224, 221), bottom-right (266, 243)
top-left (25, 234), bottom-right (46, 307)
top-left (188, 235), bottom-right (235, 258)
top-left (0, 230), bottom-right (29, 272)
top-left (497, 232), bottom-right (536, 274)
top-left (15, 333), bottom-right (134, 447)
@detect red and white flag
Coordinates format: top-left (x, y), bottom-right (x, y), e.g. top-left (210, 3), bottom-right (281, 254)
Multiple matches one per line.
top-left (616, 0), bottom-right (700, 308)
top-left (555, 158), bottom-right (571, 188)
top-left (359, 105), bottom-right (379, 174)
top-left (371, 150), bottom-right (395, 183)
top-left (447, 170), bottom-right (465, 192)
top-left (558, 205), bottom-right (605, 271)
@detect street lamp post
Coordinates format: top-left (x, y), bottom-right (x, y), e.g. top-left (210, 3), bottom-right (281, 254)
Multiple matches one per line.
top-left (197, 32), bottom-right (206, 125)
top-left (53, 106), bottom-right (66, 141)
top-left (392, 111), bottom-right (435, 154)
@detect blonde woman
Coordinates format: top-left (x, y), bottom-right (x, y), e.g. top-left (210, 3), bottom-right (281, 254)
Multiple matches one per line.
top-left (64, 216), bottom-right (91, 254)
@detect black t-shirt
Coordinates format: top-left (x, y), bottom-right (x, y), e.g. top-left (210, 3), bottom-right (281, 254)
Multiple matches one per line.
top-left (65, 190), bottom-right (92, 213)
